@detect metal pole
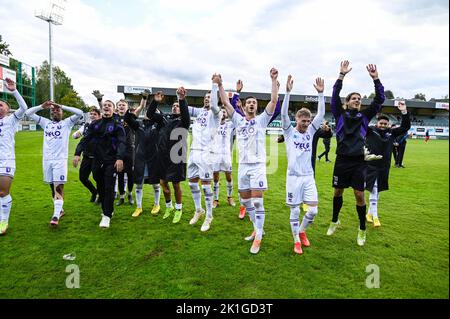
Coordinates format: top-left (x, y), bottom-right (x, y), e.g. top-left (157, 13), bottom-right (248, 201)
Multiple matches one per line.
top-left (49, 20), bottom-right (54, 101)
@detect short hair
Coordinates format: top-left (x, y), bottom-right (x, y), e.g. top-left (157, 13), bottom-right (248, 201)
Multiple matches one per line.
top-left (89, 106), bottom-right (101, 115)
top-left (116, 99), bottom-right (128, 106)
top-left (377, 114), bottom-right (390, 122)
top-left (296, 108), bottom-right (312, 118)
top-left (103, 100), bottom-right (116, 108)
top-left (0, 99), bottom-right (11, 109)
top-left (245, 96), bottom-right (257, 102)
top-left (345, 92), bottom-right (361, 102)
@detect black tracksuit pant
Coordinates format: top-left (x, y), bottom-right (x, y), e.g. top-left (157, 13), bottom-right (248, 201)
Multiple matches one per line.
top-left (117, 156), bottom-right (133, 195)
top-left (92, 160), bottom-right (116, 217)
top-left (318, 143), bottom-right (331, 161)
top-left (79, 156), bottom-right (97, 196)
top-left (396, 141), bottom-right (407, 166)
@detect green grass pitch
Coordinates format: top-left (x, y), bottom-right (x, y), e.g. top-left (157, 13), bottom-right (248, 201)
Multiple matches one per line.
top-left (0, 131), bottom-right (448, 298)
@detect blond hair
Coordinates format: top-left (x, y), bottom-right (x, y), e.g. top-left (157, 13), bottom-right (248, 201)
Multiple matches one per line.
top-left (296, 108), bottom-right (312, 118)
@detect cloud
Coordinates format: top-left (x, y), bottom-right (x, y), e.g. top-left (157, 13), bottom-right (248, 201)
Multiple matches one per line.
top-left (0, 0), bottom-right (448, 106)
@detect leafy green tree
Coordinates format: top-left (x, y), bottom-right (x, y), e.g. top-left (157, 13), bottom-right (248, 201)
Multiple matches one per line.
top-left (0, 35), bottom-right (12, 56)
top-left (413, 93), bottom-right (426, 101)
top-left (36, 60), bottom-right (87, 110)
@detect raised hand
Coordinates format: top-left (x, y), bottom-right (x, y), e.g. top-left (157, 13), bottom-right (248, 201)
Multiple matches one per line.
top-left (212, 73), bottom-right (222, 86)
top-left (286, 75), bottom-right (293, 93)
top-left (41, 100), bottom-right (54, 109)
top-left (153, 91), bottom-right (164, 103)
top-left (141, 89), bottom-right (151, 100)
top-left (340, 60), bottom-right (352, 75)
top-left (313, 77), bottom-right (324, 93)
top-left (236, 79), bottom-right (243, 92)
top-left (397, 100), bottom-right (407, 112)
top-left (4, 78), bottom-right (16, 91)
top-left (270, 67), bottom-right (278, 81)
top-left (92, 90), bottom-right (104, 100)
top-left (176, 87), bottom-right (187, 100)
top-left (366, 64), bottom-right (379, 80)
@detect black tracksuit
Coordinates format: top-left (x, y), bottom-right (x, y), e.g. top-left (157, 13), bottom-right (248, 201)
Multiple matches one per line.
top-left (314, 128), bottom-right (333, 168)
top-left (74, 123), bottom-right (97, 197)
top-left (331, 78), bottom-right (385, 191)
top-left (115, 114), bottom-right (134, 195)
top-left (394, 133), bottom-right (408, 167)
top-left (147, 98), bottom-right (190, 182)
top-left (365, 112), bottom-right (411, 192)
top-left (80, 116), bottom-right (126, 217)
top-left (124, 99), bottom-right (165, 185)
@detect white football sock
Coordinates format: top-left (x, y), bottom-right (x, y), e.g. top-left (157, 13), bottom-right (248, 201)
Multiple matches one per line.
top-left (135, 184), bottom-right (143, 209)
top-left (189, 182), bottom-right (202, 210)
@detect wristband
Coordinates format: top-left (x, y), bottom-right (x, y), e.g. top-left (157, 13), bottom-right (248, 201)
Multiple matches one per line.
top-left (339, 72), bottom-right (346, 76)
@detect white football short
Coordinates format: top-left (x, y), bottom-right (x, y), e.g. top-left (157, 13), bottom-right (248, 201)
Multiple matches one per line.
top-left (285, 174), bottom-right (318, 206)
top-left (238, 163), bottom-right (267, 191)
top-left (187, 150), bottom-right (214, 181)
top-left (43, 159), bottom-right (68, 184)
top-left (213, 153), bottom-right (232, 173)
top-left (0, 159), bottom-right (16, 178)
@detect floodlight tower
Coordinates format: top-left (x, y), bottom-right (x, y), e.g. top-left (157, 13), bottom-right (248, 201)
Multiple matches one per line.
top-left (35, 0), bottom-right (67, 101)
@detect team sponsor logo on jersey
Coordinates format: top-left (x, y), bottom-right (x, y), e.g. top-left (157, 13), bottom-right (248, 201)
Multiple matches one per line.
top-left (293, 141), bottom-right (310, 150)
top-left (45, 130), bottom-right (62, 137)
top-left (306, 134), bottom-right (311, 141)
top-left (107, 124), bottom-right (114, 132)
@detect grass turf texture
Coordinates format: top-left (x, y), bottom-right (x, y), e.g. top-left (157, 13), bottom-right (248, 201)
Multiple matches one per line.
top-left (0, 131), bottom-right (448, 298)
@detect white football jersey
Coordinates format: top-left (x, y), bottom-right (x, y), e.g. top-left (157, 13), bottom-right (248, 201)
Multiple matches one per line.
top-left (0, 91), bottom-right (27, 161)
top-left (283, 124), bottom-right (319, 176)
top-left (212, 120), bottom-right (235, 157)
top-left (231, 110), bottom-right (271, 164)
top-left (35, 116), bottom-right (78, 161)
top-left (189, 106), bottom-right (220, 152)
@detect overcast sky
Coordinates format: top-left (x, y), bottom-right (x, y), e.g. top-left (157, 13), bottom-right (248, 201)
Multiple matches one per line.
top-left (1, 0), bottom-right (448, 105)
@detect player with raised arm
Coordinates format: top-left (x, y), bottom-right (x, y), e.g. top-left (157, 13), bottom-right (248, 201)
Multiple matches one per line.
top-left (217, 68), bottom-right (279, 254)
top-left (0, 78), bottom-right (29, 235)
top-left (281, 75), bottom-right (325, 255)
top-left (148, 87), bottom-right (191, 224)
top-left (124, 91), bottom-right (165, 217)
top-left (326, 61), bottom-right (385, 246)
top-left (230, 79), bottom-right (282, 220)
top-left (26, 99), bottom-right (84, 226)
top-left (72, 107), bottom-right (101, 202)
top-left (365, 101), bottom-right (410, 227)
top-left (187, 76), bottom-right (221, 232)
top-left (212, 109), bottom-right (236, 209)
top-left (115, 99), bottom-right (135, 206)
